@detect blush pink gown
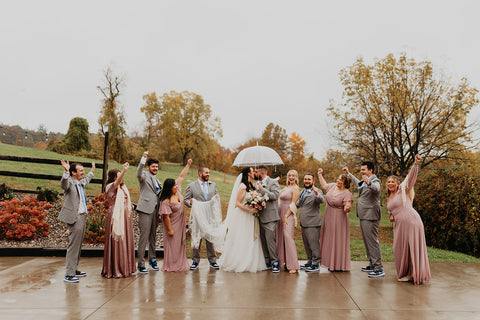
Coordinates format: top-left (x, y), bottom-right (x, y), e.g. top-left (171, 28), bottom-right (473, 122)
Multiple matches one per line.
top-left (275, 187), bottom-right (300, 272)
top-left (159, 180), bottom-right (189, 272)
top-left (387, 165), bottom-right (431, 285)
top-left (320, 184), bottom-right (354, 271)
top-left (101, 184), bottom-right (136, 278)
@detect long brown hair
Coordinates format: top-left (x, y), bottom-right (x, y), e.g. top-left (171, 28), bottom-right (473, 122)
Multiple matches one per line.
top-left (105, 168), bottom-right (121, 189)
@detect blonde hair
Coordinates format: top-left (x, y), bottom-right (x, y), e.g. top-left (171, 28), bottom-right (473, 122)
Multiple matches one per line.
top-left (387, 175), bottom-right (415, 206)
top-left (286, 169), bottom-right (299, 186)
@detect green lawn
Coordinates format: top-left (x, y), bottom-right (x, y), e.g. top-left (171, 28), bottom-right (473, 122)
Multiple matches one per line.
top-left (1, 143), bottom-right (479, 264)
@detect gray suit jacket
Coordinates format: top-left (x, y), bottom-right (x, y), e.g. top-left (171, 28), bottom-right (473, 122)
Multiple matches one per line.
top-left (184, 180), bottom-right (218, 207)
top-left (348, 173), bottom-right (381, 221)
top-left (58, 171), bottom-right (94, 224)
top-left (296, 188), bottom-right (325, 227)
top-left (136, 161), bottom-right (162, 214)
top-left (257, 176), bottom-right (280, 223)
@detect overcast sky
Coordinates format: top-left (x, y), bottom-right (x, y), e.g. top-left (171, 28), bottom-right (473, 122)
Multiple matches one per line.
top-left (1, 0), bottom-right (479, 158)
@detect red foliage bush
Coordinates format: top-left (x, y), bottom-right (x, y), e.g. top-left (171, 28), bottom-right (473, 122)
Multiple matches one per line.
top-left (83, 193), bottom-right (109, 244)
top-left (0, 196), bottom-right (52, 241)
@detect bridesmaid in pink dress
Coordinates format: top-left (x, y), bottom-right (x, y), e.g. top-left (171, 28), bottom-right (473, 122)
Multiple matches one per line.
top-left (317, 169), bottom-right (354, 271)
top-left (159, 159), bottom-right (192, 272)
top-left (101, 162), bottom-right (136, 278)
top-left (386, 154), bottom-right (431, 285)
top-left (276, 170), bottom-right (300, 273)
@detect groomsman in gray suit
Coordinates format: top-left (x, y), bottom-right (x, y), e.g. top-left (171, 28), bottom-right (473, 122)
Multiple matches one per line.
top-left (296, 172), bottom-right (325, 272)
top-left (344, 161), bottom-right (384, 278)
top-left (58, 160), bottom-right (95, 283)
top-left (136, 151), bottom-right (162, 274)
top-left (184, 166), bottom-right (219, 270)
top-left (255, 166), bottom-right (281, 273)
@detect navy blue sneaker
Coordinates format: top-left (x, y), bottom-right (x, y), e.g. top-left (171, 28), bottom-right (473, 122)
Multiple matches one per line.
top-left (210, 262), bottom-right (220, 270)
top-left (75, 270), bottom-right (87, 277)
top-left (272, 261), bottom-right (280, 273)
top-left (149, 258), bottom-right (159, 271)
top-left (361, 265), bottom-right (374, 272)
top-left (305, 264), bottom-right (320, 272)
top-left (64, 275), bottom-right (79, 283)
top-left (190, 261), bottom-right (199, 270)
top-left (300, 262), bottom-right (312, 270)
top-left (266, 262), bottom-right (272, 270)
top-left (137, 266), bottom-right (148, 274)
top-left (368, 270), bottom-right (385, 278)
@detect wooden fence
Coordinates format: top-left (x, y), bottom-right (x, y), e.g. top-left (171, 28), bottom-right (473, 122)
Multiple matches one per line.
top-left (0, 155), bottom-right (105, 194)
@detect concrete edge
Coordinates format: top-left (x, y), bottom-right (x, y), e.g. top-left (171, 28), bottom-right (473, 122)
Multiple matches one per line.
top-left (0, 247), bottom-right (164, 257)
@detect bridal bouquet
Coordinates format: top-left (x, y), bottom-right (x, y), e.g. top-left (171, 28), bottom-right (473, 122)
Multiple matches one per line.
top-left (244, 191), bottom-right (269, 217)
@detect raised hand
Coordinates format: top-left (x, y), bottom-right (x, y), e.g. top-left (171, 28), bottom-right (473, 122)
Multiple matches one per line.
top-left (415, 154), bottom-right (422, 164)
top-left (343, 167), bottom-right (350, 175)
top-left (91, 161), bottom-right (96, 172)
top-left (123, 162), bottom-right (130, 170)
top-left (142, 151), bottom-right (149, 158)
top-left (61, 160), bottom-right (70, 172)
top-left (187, 159), bottom-right (193, 166)
top-left (318, 168), bottom-right (324, 175)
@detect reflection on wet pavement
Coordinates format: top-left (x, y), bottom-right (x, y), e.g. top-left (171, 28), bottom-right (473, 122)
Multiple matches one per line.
top-left (0, 257), bottom-right (479, 320)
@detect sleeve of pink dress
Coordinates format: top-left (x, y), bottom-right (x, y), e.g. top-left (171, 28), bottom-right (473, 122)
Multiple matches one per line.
top-left (159, 201), bottom-right (172, 216)
top-left (342, 191), bottom-right (354, 205)
top-left (403, 165), bottom-right (419, 192)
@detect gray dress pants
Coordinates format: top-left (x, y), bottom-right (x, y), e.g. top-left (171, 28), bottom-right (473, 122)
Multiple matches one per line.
top-left (137, 210), bottom-right (159, 267)
top-left (360, 219), bottom-right (383, 271)
top-left (66, 213), bottom-right (86, 276)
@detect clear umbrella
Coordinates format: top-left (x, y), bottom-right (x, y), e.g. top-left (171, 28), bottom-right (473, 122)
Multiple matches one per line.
top-left (232, 144), bottom-right (284, 167)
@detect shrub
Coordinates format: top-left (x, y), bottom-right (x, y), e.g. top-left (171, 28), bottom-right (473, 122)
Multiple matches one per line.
top-left (84, 193), bottom-right (109, 244)
top-left (0, 196), bottom-right (52, 241)
top-left (0, 183), bottom-right (14, 201)
top-left (415, 162), bottom-right (480, 257)
top-left (36, 187), bottom-right (59, 202)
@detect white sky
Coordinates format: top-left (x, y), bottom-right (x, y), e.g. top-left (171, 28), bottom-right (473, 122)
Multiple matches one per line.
top-left (1, 0), bottom-right (479, 158)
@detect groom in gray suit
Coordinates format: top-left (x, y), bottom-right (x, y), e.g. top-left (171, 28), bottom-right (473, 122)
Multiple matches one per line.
top-left (344, 161), bottom-right (384, 278)
top-left (296, 172), bottom-right (325, 272)
top-left (255, 166), bottom-right (281, 273)
top-left (58, 160), bottom-right (95, 283)
top-left (184, 166), bottom-right (219, 270)
top-left (136, 151), bottom-right (162, 274)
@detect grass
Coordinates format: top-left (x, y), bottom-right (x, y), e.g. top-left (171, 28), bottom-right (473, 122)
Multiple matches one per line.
top-left (1, 143), bottom-right (479, 264)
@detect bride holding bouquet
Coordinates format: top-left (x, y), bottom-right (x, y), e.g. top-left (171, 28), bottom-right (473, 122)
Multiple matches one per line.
top-left (217, 167), bottom-right (267, 272)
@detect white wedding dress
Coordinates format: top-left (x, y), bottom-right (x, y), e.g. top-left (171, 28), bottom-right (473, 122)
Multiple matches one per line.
top-left (217, 178), bottom-right (266, 272)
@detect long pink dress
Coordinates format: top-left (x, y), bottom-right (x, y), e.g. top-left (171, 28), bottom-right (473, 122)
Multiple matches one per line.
top-left (159, 180), bottom-right (189, 272)
top-left (387, 165), bottom-right (431, 285)
top-left (101, 183), bottom-right (136, 278)
top-left (275, 187), bottom-right (300, 271)
top-left (320, 183), bottom-right (354, 271)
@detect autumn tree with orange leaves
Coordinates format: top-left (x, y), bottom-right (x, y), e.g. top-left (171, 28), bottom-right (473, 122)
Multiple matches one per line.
top-left (329, 53), bottom-right (478, 176)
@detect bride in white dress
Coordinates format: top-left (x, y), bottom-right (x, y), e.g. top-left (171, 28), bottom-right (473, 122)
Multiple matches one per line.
top-left (217, 167), bottom-right (267, 272)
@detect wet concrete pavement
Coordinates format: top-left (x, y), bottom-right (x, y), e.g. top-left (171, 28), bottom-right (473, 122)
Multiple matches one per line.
top-left (0, 257), bottom-right (479, 320)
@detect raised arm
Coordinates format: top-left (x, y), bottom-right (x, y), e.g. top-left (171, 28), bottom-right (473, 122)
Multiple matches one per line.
top-left (137, 151), bottom-right (148, 183)
top-left (317, 168), bottom-right (329, 191)
top-left (344, 166), bottom-right (360, 187)
top-left (60, 160), bottom-right (71, 191)
top-left (177, 159), bottom-right (192, 185)
top-left (403, 155), bottom-right (421, 192)
top-left (114, 162), bottom-right (129, 189)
